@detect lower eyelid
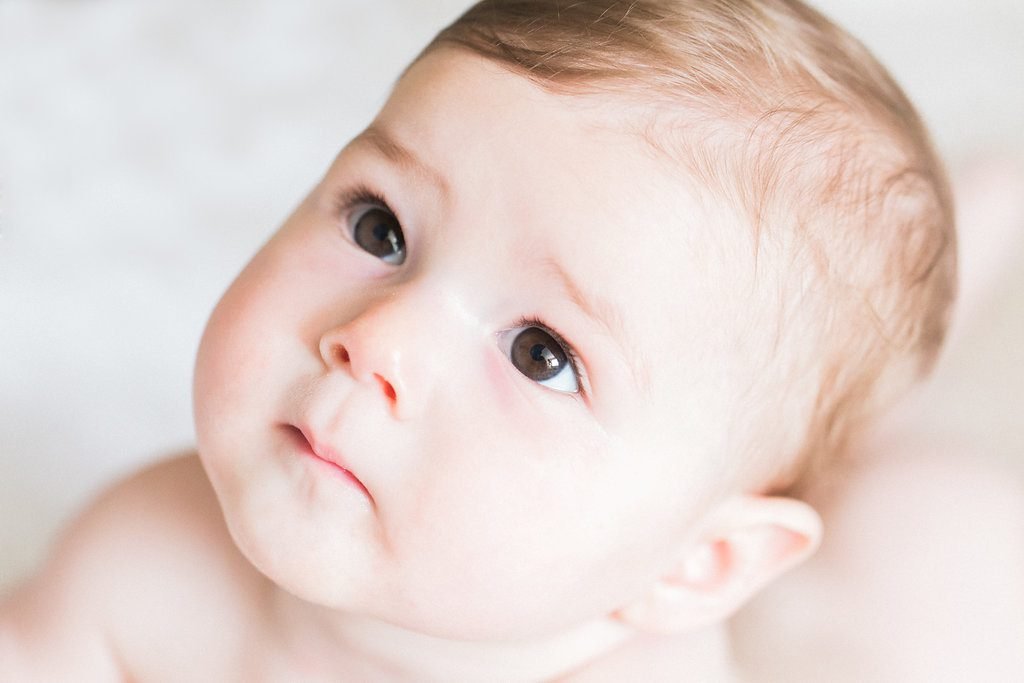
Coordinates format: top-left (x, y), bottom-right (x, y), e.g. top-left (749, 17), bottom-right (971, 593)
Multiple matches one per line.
top-left (487, 344), bottom-right (531, 411)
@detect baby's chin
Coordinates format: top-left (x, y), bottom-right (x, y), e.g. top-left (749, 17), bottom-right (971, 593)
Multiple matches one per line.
top-left (217, 497), bottom-right (378, 614)
top-left (203, 479), bottom-right (614, 643)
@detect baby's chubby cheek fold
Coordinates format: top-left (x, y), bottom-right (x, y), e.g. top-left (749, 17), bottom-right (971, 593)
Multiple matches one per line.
top-left (196, 278), bottom-right (269, 405)
top-left (194, 294), bottom-right (246, 419)
top-left (194, 244), bottom-right (305, 438)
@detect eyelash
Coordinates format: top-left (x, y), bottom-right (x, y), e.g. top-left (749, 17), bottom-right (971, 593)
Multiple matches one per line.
top-left (513, 316), bottom-right (589, 401)
top-left (333, 183), bottom-right (396, 229)
top-left (333, 184), bottom-right (590, 401)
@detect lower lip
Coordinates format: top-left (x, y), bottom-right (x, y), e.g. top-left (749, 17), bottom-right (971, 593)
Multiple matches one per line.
top-left (284, 426), bottom-right (372, 498)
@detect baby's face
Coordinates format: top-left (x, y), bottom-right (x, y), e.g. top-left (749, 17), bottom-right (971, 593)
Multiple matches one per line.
top-left (194, 49), bottom-right (766, 639)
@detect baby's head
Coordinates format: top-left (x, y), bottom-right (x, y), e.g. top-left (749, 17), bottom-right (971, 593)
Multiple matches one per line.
top-left (421, 0), bottom-right (956, 492)
top-left (193, 0), bottom-right (954, 647)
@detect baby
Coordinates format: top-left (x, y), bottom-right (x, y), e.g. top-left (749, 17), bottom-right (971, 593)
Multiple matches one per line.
top-left (1, 0), bottom-right (957, 680)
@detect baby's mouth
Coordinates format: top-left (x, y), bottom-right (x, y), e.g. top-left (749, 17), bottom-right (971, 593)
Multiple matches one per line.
top-left (283, 423), bottom-right (374, 503)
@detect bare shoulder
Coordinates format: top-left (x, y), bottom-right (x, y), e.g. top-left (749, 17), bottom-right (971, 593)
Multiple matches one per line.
top-left (733, 453), bottom-right (1024, 682)
top-left (1, 453), bottom-right (268, 681)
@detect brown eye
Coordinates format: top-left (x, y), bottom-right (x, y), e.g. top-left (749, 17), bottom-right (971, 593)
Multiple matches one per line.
top-left (504, 326), bottom-right (580, 394)
top-left (351, 206), bottom-right (406, 265)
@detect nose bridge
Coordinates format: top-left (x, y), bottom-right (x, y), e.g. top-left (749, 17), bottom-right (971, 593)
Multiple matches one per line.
top-left (319, 282), bottom-right (462, 419)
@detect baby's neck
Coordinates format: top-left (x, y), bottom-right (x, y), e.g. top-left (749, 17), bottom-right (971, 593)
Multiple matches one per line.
top-left (266, 587), bottom-right (738, 681)
top-left (561, 626), bottom-right (738, 682)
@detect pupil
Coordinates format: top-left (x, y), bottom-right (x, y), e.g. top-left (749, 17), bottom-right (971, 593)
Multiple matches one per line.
top-left (372, 223), bottom-right (399, 252)
top-left (511, 328), bottom-right (567, 382)
top-left (530, 344), bottom-right (560, 369)
top-left (354, 207), bottom-right (405, 264)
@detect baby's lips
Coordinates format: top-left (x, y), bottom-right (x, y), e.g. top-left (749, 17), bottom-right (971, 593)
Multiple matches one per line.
top-left (292, 422), bottom-right (375, 503)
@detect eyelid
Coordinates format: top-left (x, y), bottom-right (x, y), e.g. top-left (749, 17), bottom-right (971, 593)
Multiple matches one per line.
top-left (333, 183), bottom-right (398, 229)
top-left (510, 316), bottom-right (590, 401)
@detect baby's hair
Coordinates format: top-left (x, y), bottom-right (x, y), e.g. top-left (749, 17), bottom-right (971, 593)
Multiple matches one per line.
top-left (416, 0), bottom-right (956, 493)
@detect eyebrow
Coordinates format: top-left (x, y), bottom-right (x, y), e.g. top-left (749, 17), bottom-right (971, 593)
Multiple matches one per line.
top-left (541, 257), bottom-right (651, 396)
top-left (350, 124), bottom-right (451, 199)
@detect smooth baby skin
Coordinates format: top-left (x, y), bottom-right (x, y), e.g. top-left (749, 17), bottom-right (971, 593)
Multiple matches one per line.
top-left (3, 50), bottom-right (824, 681)
top-left (1, 455), bottom-right (269, 681)
top-left (0, 45), bottom-right (1015, 679)
top-left (0, 452), bottom-right (769, 681)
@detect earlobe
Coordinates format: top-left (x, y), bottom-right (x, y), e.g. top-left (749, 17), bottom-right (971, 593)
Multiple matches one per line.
top-left (614, 495), bottom-right (823, 634)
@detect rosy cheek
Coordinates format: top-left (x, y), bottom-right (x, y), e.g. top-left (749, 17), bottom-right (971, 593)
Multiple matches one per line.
top-left (484, 345), bottom-right (523, 417)
top-left (196, 270), bottom-right (276, 395)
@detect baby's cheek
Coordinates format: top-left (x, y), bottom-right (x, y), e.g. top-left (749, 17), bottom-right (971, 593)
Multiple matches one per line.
top-left (194, 271), bottom-right (288, 452)
top-left (399, 438), bottom-right (599, 591)
top-left (196, 297), bottom-right (259, 407)
top-left (482, 342), bottom-right (521, 415)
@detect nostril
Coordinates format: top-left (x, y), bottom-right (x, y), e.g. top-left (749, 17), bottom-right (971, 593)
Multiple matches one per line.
top-left (375, 374), bottom-right (397, 403)
top-left (333, 344), bottom-right (350, 364)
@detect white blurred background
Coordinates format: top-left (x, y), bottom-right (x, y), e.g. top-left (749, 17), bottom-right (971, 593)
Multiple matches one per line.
top-left (1, 0), bottom-right (1022, 595)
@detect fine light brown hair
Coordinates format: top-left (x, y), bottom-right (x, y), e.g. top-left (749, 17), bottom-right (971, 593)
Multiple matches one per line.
top-left (417, 0), bottom-right (956, 493)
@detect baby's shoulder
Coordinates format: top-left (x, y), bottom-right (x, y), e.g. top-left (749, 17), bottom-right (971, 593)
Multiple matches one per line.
top-left (733, 453), bottom-right (1024, 681)
top-left (2, 453), bottom-right (269, 681)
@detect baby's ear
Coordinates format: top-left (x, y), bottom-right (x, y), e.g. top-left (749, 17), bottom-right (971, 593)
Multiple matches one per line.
top-left (614, 495), bottom-right (822, 634)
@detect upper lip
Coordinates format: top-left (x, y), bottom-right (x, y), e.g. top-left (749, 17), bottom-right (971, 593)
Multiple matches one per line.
top-left (293, 423), bottom-right (373, 502)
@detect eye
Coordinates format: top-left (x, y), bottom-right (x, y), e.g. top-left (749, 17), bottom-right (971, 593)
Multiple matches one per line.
top-left (349, 203), bottom-right (406, 265)
top-left (499, 324), bottom-right (581, 394)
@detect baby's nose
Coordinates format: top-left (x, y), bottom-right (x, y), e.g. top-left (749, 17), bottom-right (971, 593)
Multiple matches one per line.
top-left (317, 292), bottom-right (442, 421)
top-left (319, 336), bottom-right (398, 406)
